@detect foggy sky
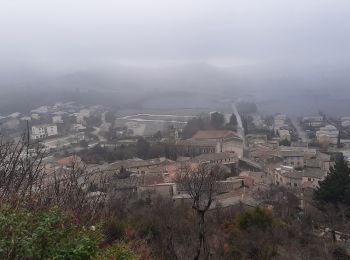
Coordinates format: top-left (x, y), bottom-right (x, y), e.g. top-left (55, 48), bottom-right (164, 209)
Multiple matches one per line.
top-left (1, 0), bottom-right (350, 71)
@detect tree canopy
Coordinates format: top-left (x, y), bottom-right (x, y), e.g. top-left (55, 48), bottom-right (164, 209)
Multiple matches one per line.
top-left (210, 112), bottom-right (225, 130)
top-left (314, 155), bottom-right (350, 208)
top-left (225, 114), bottom-right (238, 131)
top-left (182, 112), bottom-right (229, 139)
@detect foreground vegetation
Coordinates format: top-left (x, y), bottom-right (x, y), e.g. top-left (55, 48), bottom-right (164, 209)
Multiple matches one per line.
top-left (1, 135), bottom-right (350, 259)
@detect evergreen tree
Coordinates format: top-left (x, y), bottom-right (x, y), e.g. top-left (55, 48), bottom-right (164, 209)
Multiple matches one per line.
top-left (136, 137), bottom-right (150, 159)
top-left (229, 113), bottom-right (238, 126)
top-left (313, 155), bottom-right (350, 223)
top-left (337, 134), bottom-right (341, 149)
top-left (225, 114), bottom-right (238, 131)
top-left (210, 112), bottom-right (225, 130)
top-left (279, 139), bottom-right (291, 146)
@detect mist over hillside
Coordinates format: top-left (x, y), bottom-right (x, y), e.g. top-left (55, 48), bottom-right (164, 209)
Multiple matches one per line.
top-left (0, 62), bottom-right (350, 115)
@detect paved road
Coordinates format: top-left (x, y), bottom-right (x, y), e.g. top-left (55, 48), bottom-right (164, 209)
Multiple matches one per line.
top-left (232, 102), bottom-right (245, 144)
top-left (291, 118), bottom-right (310, 143)
top-left (92, 112), bottom-right (111, 142)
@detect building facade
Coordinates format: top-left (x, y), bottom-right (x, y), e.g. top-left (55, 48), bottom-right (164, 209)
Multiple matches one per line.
top-left (31, 124), bottom-right (58, 140)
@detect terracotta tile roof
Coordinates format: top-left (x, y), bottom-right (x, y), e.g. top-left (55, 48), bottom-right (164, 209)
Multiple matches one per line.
top-left (302, 168), bottom-right (325, 179)
top-left (192, 130), bottom-right (238, 139)
top-left (193, 152), bottom-right (237, 163)
top-left (55, 155), bottom-right (81, 166)
top-left (176, 139), bottom-right (218, 146)
top-left (108, 158), bottom-right (175, 171)
top-left (143, 174), bottom-right (165, 185)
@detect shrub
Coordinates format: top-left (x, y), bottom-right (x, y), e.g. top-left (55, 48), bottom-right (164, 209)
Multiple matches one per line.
top-left (0, 204), bottom-right (101, 259)
top-left (94, 242), bottom-right (139, 260)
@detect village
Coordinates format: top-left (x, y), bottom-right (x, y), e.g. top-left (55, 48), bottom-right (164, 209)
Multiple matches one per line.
top-left (0, 100), bottom-right (348, 216)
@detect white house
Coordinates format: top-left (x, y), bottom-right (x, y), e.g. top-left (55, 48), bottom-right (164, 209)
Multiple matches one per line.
top-left (316, 125), bottom-right (339, 145)
top-left (52, 115), bottom-right (63, 124)
top-left (31, 124), bottom-right (58, 140)
top-left (341, 121), bottom-right (350, 128)
top-left (302, 116), bottom-right (324, 127)
top-left (279, 129), bottom-right (291, 142)
top-left (31, 113), bottom-right (40, 120)
top-left (74, 109), bottom-right (90, 124)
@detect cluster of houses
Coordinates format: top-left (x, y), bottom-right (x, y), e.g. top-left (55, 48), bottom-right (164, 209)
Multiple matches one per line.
top-left (245, 129), bottom-right (334, 191)
top-left (97, 130), bottom-right (245, 200)
top-left (35, 106), bottom-right (350, 217)
top-left (268, 147), bottom-right (332, 189)
top-left (42, 150), bottom-right (244, 206)
top-left (301, 116), bottom-right (340, 146)
top-left (316, 125), bottom-right (339, 145)
top-left (39, 128), bottom-right (255, 207)
top-left (0, 103), bottom-right (106, 151)
top-left (21, 106), bottom-right (350, 208)
top-left (176, 130), bottom-right (244, 158)
top-left (273, 114), bottom-right (292, 142)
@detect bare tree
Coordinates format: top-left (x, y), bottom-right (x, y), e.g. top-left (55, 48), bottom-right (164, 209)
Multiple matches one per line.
top-left (0, 129), bottom-right (108, 223)
top-left (40, 160), bottom-right (108, 223)
top-left (0, 133), bottom-right (45, 203)
top-left (132, 195), bottom-right (197, 260)
top-left (176, 163), bottom-right (222, 260)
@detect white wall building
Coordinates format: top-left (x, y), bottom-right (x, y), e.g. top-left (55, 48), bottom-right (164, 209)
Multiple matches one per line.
top-left (316, 125), bottom-right (339, 145)
top-left (279, 129), bottom-right (291, 142)
top-left (31, 113), bottom-right (40, 120)
top-left (302, 116), bottom-right (324, 127)
top-left (31, 124), bottom-right (58, 140)
top-left (273, 114), bottom-right (288, 134)
top-left (52, 115), bottom-right (63, 124)
top-left (74, 109), bottom-right (90, 124)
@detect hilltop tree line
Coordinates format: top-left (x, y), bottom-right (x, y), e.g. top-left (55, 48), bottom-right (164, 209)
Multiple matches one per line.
top-left (182, 112), bottom-right (238, 139)
top-left (79, 137), bottom-right (178, 163)
top-left (79, 113), bottom-right (237, 163)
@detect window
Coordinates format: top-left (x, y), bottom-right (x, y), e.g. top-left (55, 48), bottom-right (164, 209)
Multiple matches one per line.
top-left (308, 178), bottom-right (311, 181)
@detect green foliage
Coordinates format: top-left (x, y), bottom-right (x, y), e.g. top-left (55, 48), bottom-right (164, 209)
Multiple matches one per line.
top-left (79, 139), bottom-right (178, 163)
top-left (0, 204), bottom-right (141, 259)
top-left (248, 245), bottom-right (278, 260)
top-left (225, 114), bottom-right (238, 131)
top-left (94, 242), bottom-right (139, 260)
top-left (236, 207), bottom-right (274, 231)
top-left (226, 246), bottom-right (242, 260)
top-left (229, 113), bottom-right (238, 126)
top-left (182, 116), bottom-right (211, 139)
top-left (136, 138), bottom-right (150, 159)
top-left (103, 216), bottom-right (126, 243)
top-left (332, 246), bottom-right (350, 260)
top-left (153, 130), bottom-right (162, 140)
top-left (279, 139), bottom-right (291, 146)
top-left (85, 114), bottom-right (103, 128)
top-left (222, 207), bottom-right (284, 260)
top-left (0, 205), bottom-right (101, 259)
top-left (210, 112), bottom-right (225, 130)
top-left (79, 139), bottom-right (89, 148)
top-left (182, 112), bottom-right (228, 138)
top-left (79, 144), bottom-right (137, 163)
top-left (105, 111), bottom-right (115, 124)
top-left (314, 155), bottom-right (350, 207)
